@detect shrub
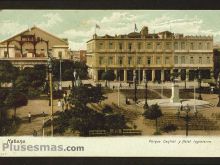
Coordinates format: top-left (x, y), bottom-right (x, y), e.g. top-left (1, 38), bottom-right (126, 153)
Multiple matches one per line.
top-left (161, 124), bottom-right (178, 133)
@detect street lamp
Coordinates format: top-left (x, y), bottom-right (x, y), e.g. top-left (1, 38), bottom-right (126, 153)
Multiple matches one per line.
top-left (47, 56), bottom-right (54, 136)
top-left (197, 69), bottom-right (203, 100)
top-left (177, 104), bottom-right (196, 136)
top-left (133, 70), bottom-right (137, 103)
top-left (59, 54), bottom-right (62, 91)
top-left (72, 70), bottom-right (77, 88)
top-left (143, 74), bottom-right (148, 110)
top-left (217, 73), bottom-right (220, 107)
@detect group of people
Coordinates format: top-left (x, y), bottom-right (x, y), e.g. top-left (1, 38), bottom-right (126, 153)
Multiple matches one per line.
top-left (57, 91), bottom-right (69, 111)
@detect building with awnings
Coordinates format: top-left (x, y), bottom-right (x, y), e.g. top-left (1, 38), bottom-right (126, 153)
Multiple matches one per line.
top-left (0, 26), bottom-right (69, 69)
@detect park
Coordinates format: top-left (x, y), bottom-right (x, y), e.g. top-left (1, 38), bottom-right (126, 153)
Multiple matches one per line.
top-left (1, 59), bottom-right (220, 137)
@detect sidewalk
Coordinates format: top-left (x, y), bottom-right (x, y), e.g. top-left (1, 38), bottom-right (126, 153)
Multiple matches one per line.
top-left (8, 99), bottom-right (61, 136)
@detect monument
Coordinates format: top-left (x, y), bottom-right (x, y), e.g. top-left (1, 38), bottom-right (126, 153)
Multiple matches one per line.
top-left (170, 83), bottom-right (180, 103)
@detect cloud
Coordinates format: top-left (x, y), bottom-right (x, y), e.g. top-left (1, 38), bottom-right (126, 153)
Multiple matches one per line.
top-left (38, 13), bottom-right (62, 29)
top-left (0, 20), bottom-right (28, 39)
top-left (68, 40), bottom-right (86, 50)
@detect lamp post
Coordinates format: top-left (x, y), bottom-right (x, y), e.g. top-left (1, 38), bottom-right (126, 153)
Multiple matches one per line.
top-left (217, 73), bottom-right (220, 107)
top-left (72, 70), bottom-right (77, 88)
top-left (197, 69), bottom-right (203, 100)
top-left (177, 104), bottom-right (191, 136)
top-left (133, 70), bottom-right (137, 103)
top-left (118, 75), bottom-right (121, 106)
top-left (143, 74), bottom-right (148, 110)
top-left (59, 55), bottom-right (62, 91)
top-left (47, 56), bottom-right (53, 136)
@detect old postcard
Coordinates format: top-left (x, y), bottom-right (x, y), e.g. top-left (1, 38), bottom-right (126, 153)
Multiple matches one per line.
top-left (0, 10), bottom-right (220, 157)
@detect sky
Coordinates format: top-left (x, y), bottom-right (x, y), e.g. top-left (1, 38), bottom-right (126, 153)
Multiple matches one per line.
top-left (1, 10), bottom-right (220, 50)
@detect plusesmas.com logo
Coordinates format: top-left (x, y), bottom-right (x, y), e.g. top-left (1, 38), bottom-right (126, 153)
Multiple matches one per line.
top-left (1, 139), bottom-right (85, 152)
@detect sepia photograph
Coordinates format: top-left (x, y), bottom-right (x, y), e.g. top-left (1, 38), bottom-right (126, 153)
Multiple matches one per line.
top-left (1, 9), bottom-right (220, 159)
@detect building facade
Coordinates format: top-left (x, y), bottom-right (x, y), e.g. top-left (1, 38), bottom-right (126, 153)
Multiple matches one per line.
top-left (86, 26), bottom-right (213, 82)
top-left (0, 26), bottom-right (69, 69)
top-left (69, 50), bottom-right (87, 62)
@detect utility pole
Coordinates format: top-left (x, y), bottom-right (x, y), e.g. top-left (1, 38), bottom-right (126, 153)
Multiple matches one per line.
top-left (118, 76), bottom-right (120, 106)
top-left (59, 55), bottom-right (62, 91)
top-left (48, 57), bottom-right (53, 136)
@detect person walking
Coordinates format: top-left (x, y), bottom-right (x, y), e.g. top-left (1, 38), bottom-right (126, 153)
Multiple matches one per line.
top-left (28, 112), bottom-right (31, 123)
top-left (58, 99), bottom-right (61, 107)
top-left (61, 100), bottom-right (64, 111)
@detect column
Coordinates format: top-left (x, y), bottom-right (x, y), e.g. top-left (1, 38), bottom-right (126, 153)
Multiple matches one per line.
top-left (186, 69), bottom-right (190, 81)
top-left (114, 69), bottom-right (117, 81)
top-left (143, 69), bottom-right (146, 82)
top-left (124, 69), bottom-right (127, 82)
top-left (152, 69), bottom-right (155, 81)
top-left (93, 69), bottom-right (98, 82)
top-left (210, 69), bottom-right (214, 79)
top-left (161, 69), bottom-right (164, 82)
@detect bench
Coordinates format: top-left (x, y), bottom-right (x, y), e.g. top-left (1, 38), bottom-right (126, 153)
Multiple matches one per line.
top-left (89, 130), bottom-right (107, 136)
top-left (122, 129), bottom-right (142, 136)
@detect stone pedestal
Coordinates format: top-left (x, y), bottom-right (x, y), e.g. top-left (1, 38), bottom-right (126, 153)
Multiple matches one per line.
top-left (170, 83), bottom-right (180, 103)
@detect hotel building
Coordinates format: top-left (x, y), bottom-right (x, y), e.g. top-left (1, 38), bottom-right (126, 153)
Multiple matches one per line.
top-left (86, 26), bottom-right (213, 82)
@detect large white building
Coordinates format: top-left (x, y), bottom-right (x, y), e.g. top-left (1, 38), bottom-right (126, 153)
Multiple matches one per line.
top-left (86, 26), bottom-right (213, 82)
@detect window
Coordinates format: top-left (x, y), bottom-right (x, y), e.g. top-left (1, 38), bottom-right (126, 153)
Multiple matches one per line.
top-left (156, 43), bottom-right (161, 50)
top-left (207, 57), bottom-right (210, 64)
top-left (99, 57), bottom-right (104, 65)
top-left (174, 42), bottom-right (178, 50)
top-left (207, 42), bottom-right (210, 49)
top-left (198, 43), bottom-right (202, 49)
top-left (58, 51), bottom-right (62, 58)
top-left (190, 57), bottom-right (194, 64)
top-left (181, 42), bottom-right (185, 50)
top-left (119, 43), bottom-right (123, 50)
top-left (109, 42), bottom-right (113, 49)
top-left (118, 57), bottom-right (123, 65)
top-left (128, 43), bottom-right (132, 50)
top-left (147, 43), bottom-right (152, 49)
top-left (147, 57), bottom-right (151, 65)
top-left (99, 42), bottom-right (103, 49)
top-left (108, 56), bottom-right (113, 65)
top-left (190, 43), bottom-right (194, 50)
top-left (4, 51), bottom-right (7, 58)
top-left (156, 57), bottom-right (161, 64)
top-left (128, 56), bottom-right (132, 65)
top-left (199, 57), bottom-right (202, 64)
top-left (137, 56), bottom-right (142, 65)
top-left (166, 42), bottom-right (171, 50)
top-left (165, 57), bottom-right (170, 64)
top-left (138, 43), bottom-right (142, 50)
top-left (174, 56), bottom-right (178, 64)
top-left (181, 56), bottom-right (185, 64)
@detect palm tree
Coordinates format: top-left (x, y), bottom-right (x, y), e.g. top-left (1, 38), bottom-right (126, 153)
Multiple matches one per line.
top-left (143, 104), bottom-right (163, 134)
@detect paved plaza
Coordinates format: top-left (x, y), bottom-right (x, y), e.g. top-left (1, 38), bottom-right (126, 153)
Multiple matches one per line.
top-left (7, 79), bottom-right (220, 136)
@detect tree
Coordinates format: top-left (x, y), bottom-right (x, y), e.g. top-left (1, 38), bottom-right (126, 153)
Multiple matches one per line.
top-left (69, 85), bottom-right (106, 108)
top-left (101, 70), bottom-right (116, 87)
top-left (143, 104), bottom-right (163, 134)
top-left (68, 107), bottom-right (105, 136)
top-left (14, 75), bottom-right (29, 93)
top-left (4, 90), bottom-right (28, 120)
top-left (0, 88), bottom-right (9, 120)
top-left (52, 60), bottom-right (88, 81)
top-left (104, 113), bottom-right (126, 131)
top-left (20, 66), bottom-right (46, 89)
top-left (0, 61), bottom-right (19, 87)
